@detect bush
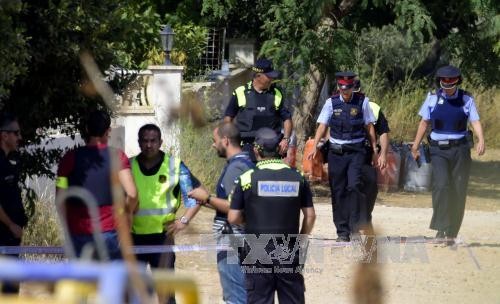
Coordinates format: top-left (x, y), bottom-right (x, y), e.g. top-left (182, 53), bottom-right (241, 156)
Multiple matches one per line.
top-left (180, 121), bottom-right (225, 191)
top-left (22, 184), bottom-right (62, 260)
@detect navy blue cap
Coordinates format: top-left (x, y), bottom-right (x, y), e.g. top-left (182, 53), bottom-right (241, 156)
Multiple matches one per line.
top-left (436, 65), bottom-right (461, 78)
top-left (335, 71), bottom-right (357, 89)
top-left (254, 127), bottom-right (283, 152)
top-left (436, 65), bottom-right (461, 89)
top-left (252, 58), bottom-right (280, 78)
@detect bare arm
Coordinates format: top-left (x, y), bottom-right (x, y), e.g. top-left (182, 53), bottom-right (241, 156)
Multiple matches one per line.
top-left (118, 168), bottom-right (138, 214)
top-left (378, 132), bottom-right (389, 169)
top-left (224, 116), bottom-right (233, 123)
top-left (279, 118), bottom-right (294, 154)
top-left (0, 206), bottom-right (22, 238)
top-left (307, 123), bottom-right (328, 160)
top-left (300, 207), bottom-right (316, 235)
top-left (365, 123), bottom-right (378, 166)
top-left (189, 187), bottom-right (230, 214)
top-left (283, 119), bottom-right (293, 139)
top-left (228, 209), bottom-right (244, 225)
top-left (411, 119), bottom-right (430, 160)
top-left (470, 120), bottom-right (485, 156)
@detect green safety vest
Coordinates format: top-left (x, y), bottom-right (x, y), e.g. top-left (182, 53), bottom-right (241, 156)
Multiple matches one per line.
top-left (234, 81), bottom-right (283, 109)
top-left (234, 81), bottom-right (284, 138)
top-left (131, 154), bottom-right (181, 234)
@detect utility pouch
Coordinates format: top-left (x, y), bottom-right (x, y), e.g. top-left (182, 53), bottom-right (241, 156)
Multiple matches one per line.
top-left (466, 130), bottom-right (474, 148)
top-left (319, 141), bottom-right (329, 162)
top-left (330, 143), bottom-right (343, 155)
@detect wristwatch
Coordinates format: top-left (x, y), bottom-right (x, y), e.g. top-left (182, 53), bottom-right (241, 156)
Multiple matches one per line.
top-left (180, 216), bottom-right (189, 225)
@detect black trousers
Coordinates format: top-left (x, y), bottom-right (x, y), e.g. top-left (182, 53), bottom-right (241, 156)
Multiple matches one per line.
top-left (360, 164), bottom-right (378, 225)
top-left (245, 271), bottom-right (305, 304)
top-left (328, 148), bottom-right (366, 238)
top-left (429, 143), bottom-right (471, 238)
top-left (132, 233), bottom-right (176, 304)
top-left (0, 234), bottom-right (21, 294)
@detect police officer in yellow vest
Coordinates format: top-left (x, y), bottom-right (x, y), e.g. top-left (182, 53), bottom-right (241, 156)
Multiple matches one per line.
top-left (224, 58), bottom-right (293, 162)
top-left (130, 124), bottom-right (201, 303)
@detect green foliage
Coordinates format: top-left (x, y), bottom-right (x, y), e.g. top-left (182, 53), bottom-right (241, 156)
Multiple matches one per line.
top-left (0, 0), bottom-right (29, 102)
top-left (171, 23), bottom-right (209, 81)
top-left (1, 0), bottom-right (160, 178)
top-left (22, 188), bottom-right (62, 260)
top-left (180, 121), bottom-right (224, 191)
top-left (354, 25), bottom-right (433, 95)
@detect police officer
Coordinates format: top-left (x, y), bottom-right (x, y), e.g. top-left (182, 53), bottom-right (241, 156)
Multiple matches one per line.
top-left (308, 72), bottom-right (380, 242)
top-left (411, 65), bottom-right (485, 244)
top-left (228, 127), bottom-right (316, 304)
top-left (353, 80), bottom-right (390, 226)
top-left (188, 122), bottom-right (254, 304)
top-left (224, 58), bottom-right (293, 161)
top-left (0, 112), bottom-right (27, 294)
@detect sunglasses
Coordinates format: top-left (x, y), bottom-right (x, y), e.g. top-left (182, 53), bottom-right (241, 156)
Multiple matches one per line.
top-left (0, 129), bottom-right (21, 136)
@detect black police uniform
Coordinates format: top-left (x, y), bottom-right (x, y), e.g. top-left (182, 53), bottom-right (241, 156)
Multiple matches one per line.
top-left (360, 104), bottom-right (390, 224)
top-left (224, 59), bottom-right (291, 161)
top-left (0, 151), bottom-right (28, 293)
top-left (323, 72), bottom-right (375, 241)
top-left (420, 66), bottom-right (477, 239)
top-left (229, 129), bottom-right (313, 304)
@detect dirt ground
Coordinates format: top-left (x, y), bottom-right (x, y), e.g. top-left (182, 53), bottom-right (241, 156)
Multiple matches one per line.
top-left (16, 151), bottom-right (500, 303)
top-left (172, 150), bottom-right (500, 303)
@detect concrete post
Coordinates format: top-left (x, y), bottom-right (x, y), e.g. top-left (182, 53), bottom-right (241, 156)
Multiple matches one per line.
top-left (115, 65), bottom-right (184, 157)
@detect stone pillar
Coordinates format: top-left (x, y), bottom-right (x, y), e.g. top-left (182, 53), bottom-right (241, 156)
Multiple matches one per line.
top-left (149, 65), bottom-right (184, 156)
top-left (115, 65), bottom-right (184, 157)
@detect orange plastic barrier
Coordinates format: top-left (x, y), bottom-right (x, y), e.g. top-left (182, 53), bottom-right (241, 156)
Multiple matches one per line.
top-left (302, 139), bottom-right (325, 182)
top-left (376, 146), bottom-right (401, 192)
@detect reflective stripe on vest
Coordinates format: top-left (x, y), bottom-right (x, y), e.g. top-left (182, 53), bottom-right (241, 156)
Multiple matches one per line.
top-left (369, 102), bottom-right (380, 121)
top-left (235, 82), bottom-right (282, 110)
top-left (131, 155), bottom-right (181, 234)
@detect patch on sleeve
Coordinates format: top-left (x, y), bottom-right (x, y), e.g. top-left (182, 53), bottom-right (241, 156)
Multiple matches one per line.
top-left (257, 181), bottom-right (300, 197)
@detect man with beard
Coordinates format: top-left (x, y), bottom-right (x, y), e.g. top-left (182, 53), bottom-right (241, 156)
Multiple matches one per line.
top-left (189, 122), bottom-right (254, 304)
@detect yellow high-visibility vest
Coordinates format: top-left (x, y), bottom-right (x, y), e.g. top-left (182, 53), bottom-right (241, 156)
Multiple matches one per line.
top-left (369, 101), bottom-right (381, 120)
top-left (131, 154), bottom-right (181, 234)
top-left (234, 81), bottom-right (282, 109)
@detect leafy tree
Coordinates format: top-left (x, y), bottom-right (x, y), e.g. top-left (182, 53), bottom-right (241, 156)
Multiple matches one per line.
top-left (201, 0), bottom-right (499, 147)
top-left (1, 1), bottom-right (161, 179)
top-left (0, 0), bottom-right (29, 101)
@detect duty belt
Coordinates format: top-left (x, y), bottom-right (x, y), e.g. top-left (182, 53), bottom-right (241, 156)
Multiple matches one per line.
top-left (329, 142), bottom-right (365, 154)
top-left (429, 137), bottom-right (467, 148)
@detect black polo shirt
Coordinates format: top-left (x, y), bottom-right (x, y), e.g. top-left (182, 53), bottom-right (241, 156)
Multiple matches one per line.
top-left (0, 151), bottom-right (27, 240)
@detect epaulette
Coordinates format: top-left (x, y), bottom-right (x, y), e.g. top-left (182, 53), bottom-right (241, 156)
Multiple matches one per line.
top-left (239, 169), bottom-right (255, 191)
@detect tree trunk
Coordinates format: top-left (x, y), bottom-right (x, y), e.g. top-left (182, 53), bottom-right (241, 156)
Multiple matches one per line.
top-left (292, 64), bottom-right (325, 153)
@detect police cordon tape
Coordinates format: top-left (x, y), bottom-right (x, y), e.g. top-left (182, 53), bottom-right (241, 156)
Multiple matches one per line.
top-left (0, 236), bottom-right (476, 255)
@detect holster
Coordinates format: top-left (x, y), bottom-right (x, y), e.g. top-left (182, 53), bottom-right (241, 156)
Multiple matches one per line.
top-left (330, 143), bottom-right (343, 155)
top-left (423, 143), bottom-right (431, 163)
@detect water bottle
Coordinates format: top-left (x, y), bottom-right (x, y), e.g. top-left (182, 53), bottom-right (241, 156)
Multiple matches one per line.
top-left (179, 164), bottom-right (197, 208)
